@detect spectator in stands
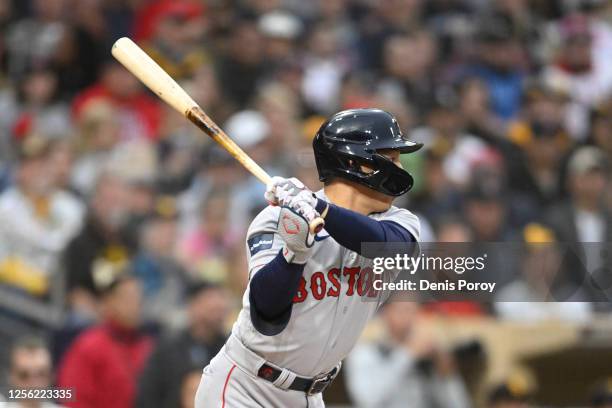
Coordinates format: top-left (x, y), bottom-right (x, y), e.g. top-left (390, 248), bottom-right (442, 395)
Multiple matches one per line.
top-left (379, 30), bottom-right (437, 116)
top-left (188, 64), bottom-right (231, 125)
top-left (412, 150), bottom-right (463, 222)
top-left (411, 97), bottom-right (489, 188)
top-left (9, 67), bottom-right (72, 141)
top-left (72, 61), bottom-right (162, 141)
top-left (132, 196), bottom-right (188, 330)
top-left (142, 1), bottom-right (208, 80)
top-left (494, 223), bottom-right (592, 322)
top-left (423, 217), bottom-right (487, 317)
top-left (223, 106), bottom-right (282, 225)
top-left (69, 101), bottom-right (120, 195)
top-left (57, 266), bottom-right (152, 408)
top-left (506, 81), bottom-right (573, 208)
top-left (542, 14), bottom-right (612, 112)
top-left (463, 183), bottom-right (511, 242)
top-left (357, 0), bottom-right (424, 70)
top-left (0, 135), bottom-right (84, 297)
top-left (458, 76), bottom-right (506, 141)
top-left (5, 0), bottom-right (68, 79)
top-left (465, 14), bottom-right (526, 120)
top-left (258, 11), bottom-right (302, 69)
top-left (346, 301), bottom-right (471, 408)
top-left (315, 0), bottom-right (357, 57)
top-left (64, 173), bottom-right (135, 298)
top-left (4, 336), bottom-right (62, 408)
top-left (177, 188), bottom-right (241, 284)
top-left (216, 16), bottom-right (264, 109)
top-left (491, 0), bottom-right (541, 47)
top-left (55, 174), bottom-right (139, 363)
top-left (301, 22), bottom-right (346, 114)
top-left (178, 145), bottom-right (244, 229)
top-left (50, 7), bottom-right (106, 100)
top-left (136, 281), bottom-right (229, 408)
top-left (546, 146), bottom-right (611, 301)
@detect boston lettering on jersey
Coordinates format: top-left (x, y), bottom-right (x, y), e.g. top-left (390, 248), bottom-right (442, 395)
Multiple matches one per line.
top-left (292, 266), bottom-right (379, 302)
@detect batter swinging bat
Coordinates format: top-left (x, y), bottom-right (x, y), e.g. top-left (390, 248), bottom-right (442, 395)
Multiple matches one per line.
top-left (111, 37), bottom-right (324, 234)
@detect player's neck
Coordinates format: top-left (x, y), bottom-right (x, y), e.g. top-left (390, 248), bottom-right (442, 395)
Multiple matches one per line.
top-left (324, 180), bottom-right (393, 215)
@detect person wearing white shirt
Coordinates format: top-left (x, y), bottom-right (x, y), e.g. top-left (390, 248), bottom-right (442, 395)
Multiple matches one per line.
top-left (346, 301), bottom-right (471, 408)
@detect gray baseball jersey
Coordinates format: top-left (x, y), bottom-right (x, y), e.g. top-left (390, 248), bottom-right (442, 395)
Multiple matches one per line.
top-left (232, 190), bottom-right (420, 377)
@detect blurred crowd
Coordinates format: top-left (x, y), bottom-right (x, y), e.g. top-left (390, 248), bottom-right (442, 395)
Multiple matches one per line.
top-left (0, 0), bottom-right (611, 407)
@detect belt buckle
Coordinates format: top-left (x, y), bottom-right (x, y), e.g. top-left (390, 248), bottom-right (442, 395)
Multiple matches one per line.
top-left (307, 372), bottom-right (333, 396)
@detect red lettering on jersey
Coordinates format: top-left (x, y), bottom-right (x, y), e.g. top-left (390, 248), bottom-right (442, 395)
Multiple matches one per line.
top-left (357, 268), bottom-right (366, 296)
top-left (357, 266), bottom-right (378, 297)
top-left (310, 272), bottom-right (326, 300)
top-left (364, 267), bottom-right (379, 298)
top-left (343, 267), bottom-right (360, 296)
top-left (293, 277), bottom-right (308, 303)
top-left (292, 266), bottom-right (375, 302)
top-left (327, 268), bottom-right (341, 297)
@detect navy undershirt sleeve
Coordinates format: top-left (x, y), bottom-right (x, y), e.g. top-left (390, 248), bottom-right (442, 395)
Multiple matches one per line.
top-left (315, 199), bottom-right (415, 254)
top-left (249, 250), bottom-right (304, 334)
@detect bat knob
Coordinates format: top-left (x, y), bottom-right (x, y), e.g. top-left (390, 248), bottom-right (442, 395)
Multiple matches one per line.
top-left (309, 217), bottom-right (325, 235)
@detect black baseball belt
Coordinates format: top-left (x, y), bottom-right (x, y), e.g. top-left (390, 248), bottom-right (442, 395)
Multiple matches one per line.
top-left (257, 364), bottom-right (339, 395)
top-left (223, 335), bottom-right (340, 395)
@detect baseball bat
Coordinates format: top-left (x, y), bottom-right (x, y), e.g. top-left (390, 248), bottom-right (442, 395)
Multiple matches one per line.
top-left (111, 37), bottom-right (324, 234)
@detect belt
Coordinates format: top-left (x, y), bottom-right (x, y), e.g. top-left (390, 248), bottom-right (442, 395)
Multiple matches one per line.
top-left (257, 364), bottom-right (339, 395)
top-left (224, 334), bottom-right (340, 395)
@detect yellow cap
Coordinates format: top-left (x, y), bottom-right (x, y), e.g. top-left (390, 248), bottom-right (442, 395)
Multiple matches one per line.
top-left (523, 223), bottom-right (556, 244)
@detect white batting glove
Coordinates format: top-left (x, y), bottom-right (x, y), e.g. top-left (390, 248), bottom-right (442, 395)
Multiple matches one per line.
top-left (265, 177), bottom-right (316, 209)
top-left (285, 190), bottom-right (319, 222)
top-left (278, 206), bottom-right (315, 264)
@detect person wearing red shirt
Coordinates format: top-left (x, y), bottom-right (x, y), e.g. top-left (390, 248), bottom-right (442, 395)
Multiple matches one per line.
top-left (57, 266), bottom-right (153, 408)
top-left (72, 61), bottom-right (162, 141)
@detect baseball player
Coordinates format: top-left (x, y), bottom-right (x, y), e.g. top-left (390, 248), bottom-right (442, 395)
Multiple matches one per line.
top-left (195, 108), bottom-right (423, 407)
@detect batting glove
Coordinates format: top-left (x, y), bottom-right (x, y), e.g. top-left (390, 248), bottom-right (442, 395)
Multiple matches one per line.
top-left (265, 177), bottom-right (317, 209)
top-left (277, 206), bottom-right (315, 264)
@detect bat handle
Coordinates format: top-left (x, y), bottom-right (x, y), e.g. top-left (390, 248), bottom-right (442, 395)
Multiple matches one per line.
top-left (309, 217), bottom-right (325, 235)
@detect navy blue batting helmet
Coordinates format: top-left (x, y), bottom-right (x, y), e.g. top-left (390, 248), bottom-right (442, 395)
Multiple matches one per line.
top-left (313, 108), bottom-right (423, 196)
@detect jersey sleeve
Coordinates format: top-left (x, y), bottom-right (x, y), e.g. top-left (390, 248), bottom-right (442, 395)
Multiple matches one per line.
top-left (245, 205), bottom-right (284, 279)
top-left (375, 208), bottom-right (421, 307)
top-left (379, 207), bottom-right (421, 242)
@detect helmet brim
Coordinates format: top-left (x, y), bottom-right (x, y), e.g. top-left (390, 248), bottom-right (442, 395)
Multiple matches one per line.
top-left (374, 140), bottom-right (424, 154)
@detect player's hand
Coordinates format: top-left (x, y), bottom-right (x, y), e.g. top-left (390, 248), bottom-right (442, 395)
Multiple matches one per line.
top-left (265, 177), bottom-right (316, 209)
top-left (277, 206), bottom-right (315, 264)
